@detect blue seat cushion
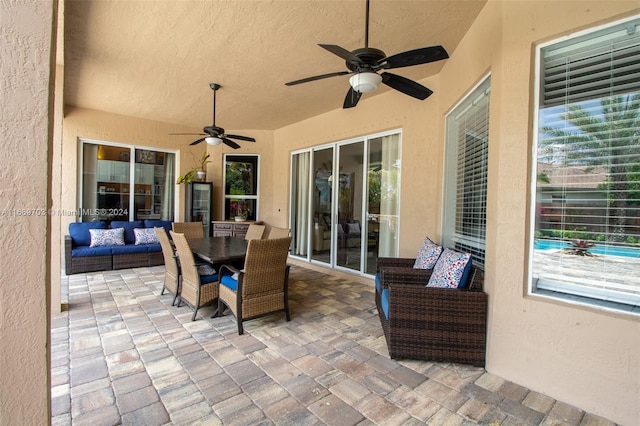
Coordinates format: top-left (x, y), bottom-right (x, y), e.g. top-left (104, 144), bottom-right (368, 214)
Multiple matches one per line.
top-left (375, 272), bottom-right (381, 293)
top-left (200, 274), bottom-right (218, 284)
top-left (220, 274), bottom-right (238, 291)
top-left (111, 244), bottom-right (149, 255)
top-left (71, 245), bottom-right (112, 257)
top-left (144, 220), bottom-right (172, 234)
top-left (110, 220), bottom-right (143, 244)
top-left (380, 288), bottom-right (390, 320)
top-left (69, 222), bottom-right (106, 247)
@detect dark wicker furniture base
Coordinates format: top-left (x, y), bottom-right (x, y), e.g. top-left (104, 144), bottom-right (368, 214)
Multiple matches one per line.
top-left (65, 236), bottom-right (164, 275)
top-left (375, 257), bottom-right (488, 367)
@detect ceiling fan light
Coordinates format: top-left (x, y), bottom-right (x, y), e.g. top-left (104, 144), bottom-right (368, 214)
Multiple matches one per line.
top-left (205, 136), bottom-right (223, 146)
top-left (349, 72), bottom-right (382, 93)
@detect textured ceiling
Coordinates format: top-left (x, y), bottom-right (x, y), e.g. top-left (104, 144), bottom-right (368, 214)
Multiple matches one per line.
top-left (64, 0), bottom-right (486, 132)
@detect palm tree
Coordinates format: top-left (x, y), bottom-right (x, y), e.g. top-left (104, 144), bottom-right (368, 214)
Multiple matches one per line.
top-left (540, 94), bottom-right (640, 242)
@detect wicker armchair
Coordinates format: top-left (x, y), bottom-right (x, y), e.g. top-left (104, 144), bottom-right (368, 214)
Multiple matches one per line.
top-left (218, 237), bottom-right (291, 335)
top-left (172, 222), bottom-right (204, 239)
top-left (171, 231), bottom-right (218, 321)
top-left (156, 228), bottom-right (181, 306)
top-left (375, 257), bottom-right (488, 367)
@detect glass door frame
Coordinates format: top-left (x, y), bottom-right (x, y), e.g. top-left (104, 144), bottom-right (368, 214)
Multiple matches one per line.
top-left (289, 129), bottom-right (402, 278)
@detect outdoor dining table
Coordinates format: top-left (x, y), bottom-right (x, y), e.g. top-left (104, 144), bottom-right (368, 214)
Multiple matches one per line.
top-left (187, 236), bottom-right (248, 265)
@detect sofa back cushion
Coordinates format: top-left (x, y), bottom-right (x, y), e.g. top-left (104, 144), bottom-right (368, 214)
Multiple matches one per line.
top-left (69, 221), bottom-right (107, 246)
top-left (110, 220), bottom-right (143, 244)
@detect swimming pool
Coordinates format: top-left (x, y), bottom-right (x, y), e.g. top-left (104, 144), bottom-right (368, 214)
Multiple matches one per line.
top-left (534, 239), bottom-right (640, 258)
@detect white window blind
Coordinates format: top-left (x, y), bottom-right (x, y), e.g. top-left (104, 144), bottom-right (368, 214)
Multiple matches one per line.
top-left (532, 17), bottom-right (640, 310)
top-left (443, 77), bottom-right (490, 268)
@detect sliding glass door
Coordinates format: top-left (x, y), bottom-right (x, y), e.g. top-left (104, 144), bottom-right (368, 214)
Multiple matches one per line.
top-left (290, 131), bottom-right (401, 276)
top-left (365, 134), bottom-right (400, 274)
top-left (310, 147), bottom-right (334, 263)
top-left (81, 141), bottom-right (176, 222)
top-left (336, 141), bottom-right (364, 271)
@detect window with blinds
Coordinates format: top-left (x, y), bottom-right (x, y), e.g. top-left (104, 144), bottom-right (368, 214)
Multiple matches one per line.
top-left (531, 16), bottom-right (640, 311)
top-left (443, 77), bottom-right (490, 269)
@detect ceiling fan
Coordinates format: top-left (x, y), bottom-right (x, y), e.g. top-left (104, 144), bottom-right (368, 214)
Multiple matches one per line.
top-left (170, 83), bottom-right (255, 149)
top-left (285, 0), bottom-right (449, 108)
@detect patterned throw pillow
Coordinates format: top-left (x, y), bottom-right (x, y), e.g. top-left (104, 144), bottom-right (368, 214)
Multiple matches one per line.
top-left (134, 228), bottom-right (159, 245)
top-left (89, 228), bottom-right (125, 247)
top-left (427, 248), bottom-right (472, 288)
top-left (413, 236), bottom-right (443, 269)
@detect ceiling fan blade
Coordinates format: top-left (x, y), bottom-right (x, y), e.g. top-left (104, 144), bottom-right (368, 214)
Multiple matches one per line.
top-left (169, 133), bottom-right (206, 136)
top-left (319, 44), bottom-right (364, 65)
top-left (225, 134), bottom-right (256, 142)
top-left (343, 87), bottom-right (362, 109)
top-left (223, 138), bottom-right (241, 149)
top-left (189, 137), bottom-right (206, 146)
top-left (381, 72), bottom-right (433, 100)
top-left (285, 71), bottom-right (350, 86)
top-left (378, 45), bottom-right (449, 69)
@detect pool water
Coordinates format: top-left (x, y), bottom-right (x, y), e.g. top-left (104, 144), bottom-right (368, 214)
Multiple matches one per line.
top-left (534, 239), bottom-right (640, 258)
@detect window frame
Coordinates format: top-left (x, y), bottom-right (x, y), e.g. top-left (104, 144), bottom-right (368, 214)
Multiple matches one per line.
top-left (529, 15), bottom-right (640, 312)
top-left (222, 154), bottom-right (260, 221)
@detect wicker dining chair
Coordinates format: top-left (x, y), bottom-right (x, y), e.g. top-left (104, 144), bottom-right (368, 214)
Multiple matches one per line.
top-left (170, 231), bottom-right (219, 321)
top-left (244, 223), bottom-right (266, 240)
top-left (172, 221), bottom-right (204, 239)
top-left (217, 236), bottom-right (291, 335)
top-left (156, 228), bottom-right (181, 306)
top-left (266, 226), bottom-right (291, 239)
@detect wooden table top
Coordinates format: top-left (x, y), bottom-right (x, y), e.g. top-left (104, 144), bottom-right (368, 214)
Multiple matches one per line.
top-left (187, 236), bottom-right (248, 264)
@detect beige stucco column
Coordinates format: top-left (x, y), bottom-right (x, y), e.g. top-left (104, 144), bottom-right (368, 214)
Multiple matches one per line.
top-left (0, 0), bottom-right (56, 423)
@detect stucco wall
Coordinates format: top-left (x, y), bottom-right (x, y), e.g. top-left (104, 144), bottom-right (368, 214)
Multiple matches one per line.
top-left (0, 0), bottom-right (55, 423)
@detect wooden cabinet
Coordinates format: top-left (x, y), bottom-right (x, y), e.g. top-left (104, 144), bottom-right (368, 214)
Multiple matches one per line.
top-left (212, 221), bottom-right (254, 238)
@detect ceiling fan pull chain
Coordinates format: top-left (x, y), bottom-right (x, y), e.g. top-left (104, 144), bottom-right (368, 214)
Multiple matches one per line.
top-left (212, 85), bottom-right (217, 126)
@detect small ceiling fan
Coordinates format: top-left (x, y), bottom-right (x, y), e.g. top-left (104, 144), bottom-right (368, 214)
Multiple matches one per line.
top-left (285, 0), bottom-right (449, 108)
top-left (170, 83), bottom-right (255, 149)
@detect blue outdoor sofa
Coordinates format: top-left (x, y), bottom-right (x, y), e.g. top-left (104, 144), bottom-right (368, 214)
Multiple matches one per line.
top-left (64, 220), bottom-right (171, 275)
